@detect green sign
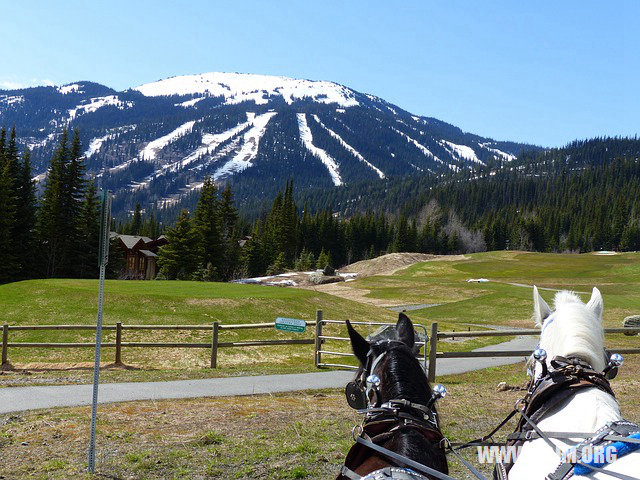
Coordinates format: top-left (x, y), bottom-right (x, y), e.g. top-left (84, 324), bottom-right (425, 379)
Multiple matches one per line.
top-left (275, 317), bottom-right (306, 333)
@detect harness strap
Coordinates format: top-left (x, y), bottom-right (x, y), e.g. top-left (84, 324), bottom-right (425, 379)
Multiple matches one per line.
top-left (442, 439), bottom-right (489, 480)
top-left (518, 408), bottom-right (639, 480)
top-left (355, 436), bottom-right (457, 480)
top-left (455, 409), bottom-right (518, 451)
top-left (341, 465), bottom-right (362, 480)
top-left (508, 431), bottom-right (640, 445)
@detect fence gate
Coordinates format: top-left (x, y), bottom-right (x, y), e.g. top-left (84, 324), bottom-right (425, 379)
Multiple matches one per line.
top-left (313, 310), bottom-right (429, 371)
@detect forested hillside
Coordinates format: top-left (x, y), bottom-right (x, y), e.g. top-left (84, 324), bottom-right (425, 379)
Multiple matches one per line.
top-left (1, 129), bottom-right (638, 285)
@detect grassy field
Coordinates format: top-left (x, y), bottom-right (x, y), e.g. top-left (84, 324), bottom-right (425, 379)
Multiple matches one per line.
top-left (0, 279), bottom-right (398, 382)
top-left (353, 251), bottom-right (640, 329)
top-left (0, 251), bottom-right (639, 385)
top-left (1, 251), bottom-right (640, 478)
top-left (3, 356), bottom-right (640, 479)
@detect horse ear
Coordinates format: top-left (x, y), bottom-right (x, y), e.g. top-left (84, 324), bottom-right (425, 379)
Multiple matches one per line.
top-left (346, 320), bottom-right (369, 365)
top-left (396, 313), bottom-right (415, 349)
top-left (533, 286), bottom-right (552, 327)
top-left (586, 287), bottom-right (603, 321)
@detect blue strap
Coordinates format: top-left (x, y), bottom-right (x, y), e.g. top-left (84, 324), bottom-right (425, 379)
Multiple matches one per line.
top-left (573, 433), bottom-right (640, 475)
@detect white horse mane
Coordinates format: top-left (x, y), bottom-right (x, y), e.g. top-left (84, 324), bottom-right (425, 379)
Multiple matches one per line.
top-left (533, 286), bottom-right (606, 372)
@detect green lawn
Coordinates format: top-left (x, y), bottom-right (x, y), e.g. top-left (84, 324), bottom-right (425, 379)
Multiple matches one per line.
top-left (1, 251), bottom-right (639, 384)
top-left (0, 279), bottom-right (397, 378)
top-left (354, 251), bottom-right (640, 329)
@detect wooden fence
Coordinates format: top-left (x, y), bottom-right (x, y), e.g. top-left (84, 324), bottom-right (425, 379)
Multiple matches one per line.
top-left (314, 311), bottom-right (429, 370)
top-left (1, 319), bottom-right (317, 369)
top-left (426, 323), bottom-right (640, 382)
top-left (314, 319), bottom-right (640, 382)
top-left (3, 314), bottom-right (640, 377)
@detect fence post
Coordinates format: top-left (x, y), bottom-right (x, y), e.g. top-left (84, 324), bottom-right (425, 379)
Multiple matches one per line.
top-left (115, 322), bottom-right (122, 365)
top-left (427, 322), bottom-right (438, 383)
top-left (1, 324), bottom-right (8, 367)
top-left (315, 310), bottom-right (323, 368)
top-left (210, 322), bottom-right (219, 369)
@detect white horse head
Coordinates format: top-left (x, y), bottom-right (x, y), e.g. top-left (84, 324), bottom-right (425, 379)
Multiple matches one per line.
top-left (533, 286), bottom-right (606, 375)
top-left (509, 286), bottom-right (640, 480)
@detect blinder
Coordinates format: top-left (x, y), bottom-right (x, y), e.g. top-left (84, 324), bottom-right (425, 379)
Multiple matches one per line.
top-left (345, 340), bottom-right (398, 410)
top-left (345, 381), bottom-right (368, 410)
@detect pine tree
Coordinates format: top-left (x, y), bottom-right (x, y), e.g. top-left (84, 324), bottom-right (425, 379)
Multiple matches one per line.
top-left (13, 149), bottom-right (37, 279)
top-left (77, 179), bottom-right (100, 278)
top-left (129, 203), bottom-right (142, 236)
top-left (193, 176), bottom-right (222, 279)
top-left (157, 209), bottom-right (198, 280)
top-left (0, 131), bottom-right (18, 283)
top-left (218, 184), bottom-right (240, 280)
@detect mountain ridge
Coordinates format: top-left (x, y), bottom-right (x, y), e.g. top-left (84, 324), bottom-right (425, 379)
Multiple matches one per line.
top-left (0, 72), bottom-right (539, 215)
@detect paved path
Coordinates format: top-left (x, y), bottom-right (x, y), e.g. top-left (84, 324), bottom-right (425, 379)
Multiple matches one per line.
top-left (0, 336), bottom-right (537, 415)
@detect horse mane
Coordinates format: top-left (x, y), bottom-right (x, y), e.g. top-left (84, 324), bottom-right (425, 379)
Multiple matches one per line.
top-left (539, 290), bottom-right (606, 371)
top-left (379, 343), bottom-right (433, 404)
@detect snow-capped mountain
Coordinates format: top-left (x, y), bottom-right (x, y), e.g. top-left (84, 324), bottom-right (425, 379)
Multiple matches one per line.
top-left (0, 72), bottom-right (536, 214)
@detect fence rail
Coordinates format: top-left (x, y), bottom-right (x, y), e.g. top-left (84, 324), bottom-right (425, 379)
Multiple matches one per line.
top-left (313, 319), bottom-right (640, 382)
top-left (3, 315), bottom-right (640, 377)
top-left (1, 319), bottom-right (317, 369)
top-left (314, 313), bottom-right (429, 370)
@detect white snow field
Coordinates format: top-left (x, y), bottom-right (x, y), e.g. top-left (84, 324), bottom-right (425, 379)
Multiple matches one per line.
top-left (213, 111), bottom-right (277, 179)
top-left (134, 72), bottom-right (359, 107)
top-left (297, 113), bottom-right (342, 186)
top-left (67, 95), bottom-right (133, 121)
top-left (311, 114), bottom-right (385, 179)
top-left (439, 140), bottom-right (484, 165)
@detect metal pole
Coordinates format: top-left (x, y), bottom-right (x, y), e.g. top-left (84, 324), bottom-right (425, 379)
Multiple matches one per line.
top-left (428, 322), bottom-right (438, 383)
top-left (88, 191), bottom-right (111, 473)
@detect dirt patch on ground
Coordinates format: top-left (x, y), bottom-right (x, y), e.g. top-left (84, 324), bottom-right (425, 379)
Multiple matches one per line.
top-left (340, 253), bottom-right (468, 277)
top-left (300, 282), bottom-right (393, 307)
top-left (300, 254), bottom-right (469, 308)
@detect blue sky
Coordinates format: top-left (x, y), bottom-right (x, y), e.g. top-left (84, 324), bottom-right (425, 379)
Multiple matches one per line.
top-left (1, 1), bottom-right (637, 146)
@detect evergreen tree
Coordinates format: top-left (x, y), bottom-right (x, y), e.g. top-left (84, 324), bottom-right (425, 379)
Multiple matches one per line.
top-left (13, 149), bottom-right (37, 278)
top-left (157, 209), bottom-right (198, 279)
top-left (0, 131), bottom-right (18, 283)
top-left (193, 176), bottom-right (222, 279)
top-left (37, 130), bottom-right (75, 277)
top-left (218, 184), bottom-right (240, 279)
top-left (77, 179), bottom-right (100, 278)
top-left (129, 203), bottom-right (142, 236)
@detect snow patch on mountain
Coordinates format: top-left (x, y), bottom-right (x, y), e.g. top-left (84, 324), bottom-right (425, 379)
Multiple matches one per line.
top-left (175, 97), bottom-right (206, 108)
top-left (479, 142), bottom-right (517, 162)
top-left (140, 120), bottom-right (196, 161)
top-left (297, 113), bottom-right (342, 186)
top-left (85, 133), bottom-right (115, 158)
top-left (213, 111), bottom-right (277, 180)
top-left (0, 95), bottom-right (25, 106)
top-left (58, 84), bottom-right (83, 95)
top-left (134, 72), bottom-right (359, 108)
top-left (391, 127), bottom-right (445, 166)
top-left (177, 119), bottom-right (250, 170)
top-left (440, 140), bottom-right (484, 165)
top-left (68, 95), bottom-right (133, 121)
top-left (85, 125), bottom-right (137, 158)
top-left (311, 114), bottom-right (385, 179)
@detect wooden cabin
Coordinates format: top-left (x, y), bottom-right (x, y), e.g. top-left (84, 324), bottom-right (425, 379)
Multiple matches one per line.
top-left (111, 233), bottom-right (168, 279)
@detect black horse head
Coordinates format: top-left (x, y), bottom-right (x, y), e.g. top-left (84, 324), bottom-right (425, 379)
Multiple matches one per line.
top-left (342, 313), bottom-right (449, 478)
